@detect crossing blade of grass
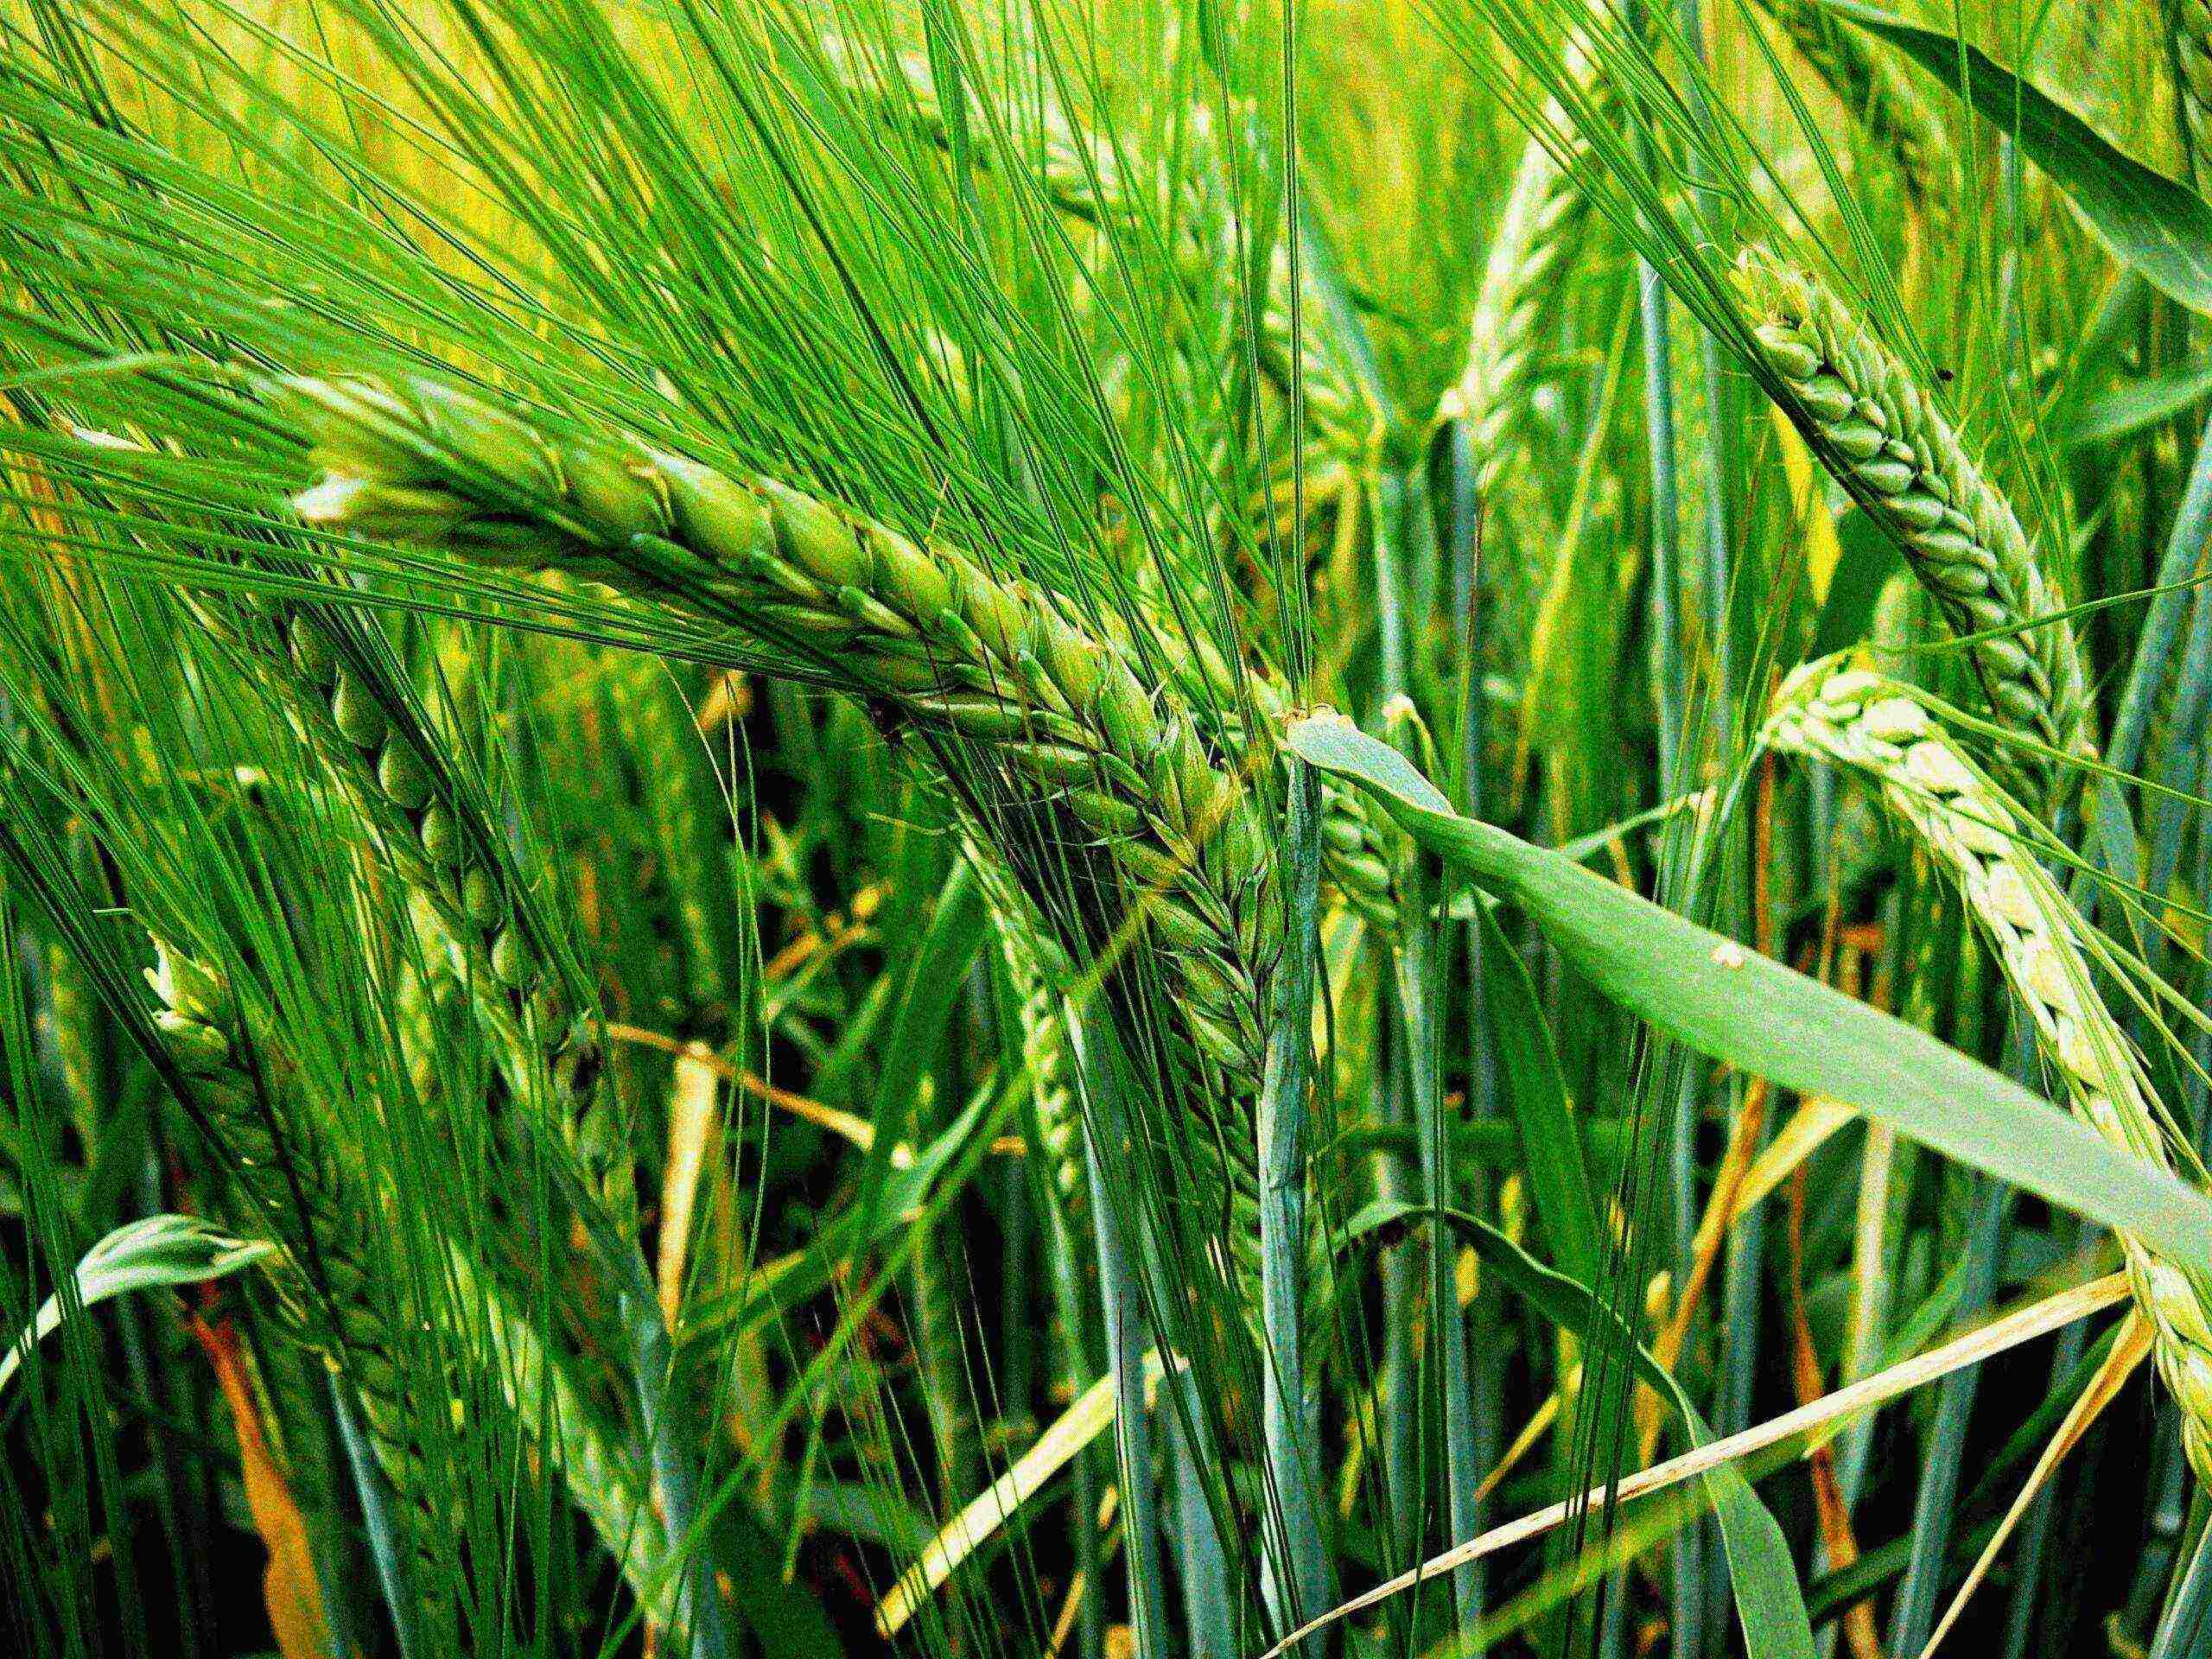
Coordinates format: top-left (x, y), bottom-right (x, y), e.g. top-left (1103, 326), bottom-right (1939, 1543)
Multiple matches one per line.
top-left (1262, 1270), bottom-right (2130, 1655)
top-left (1332, 1196), bottom-right (1816, 1659)
top-left (876, 1351), bottom-right (1174, 1638)
top-left (1284, 712), bottom-right (2212, 1271)
top-left (1913, 1308), bottom-right (2154, 1659)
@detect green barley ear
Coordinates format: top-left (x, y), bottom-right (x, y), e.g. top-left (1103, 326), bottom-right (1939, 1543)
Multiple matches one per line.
top-left (1755, 0), bottom-right (1948, 218)
top-left (1734, 252), bottom-right (2096, 805)
top-left (1435, 7), bottom-right (1605, 492)
top-left (2171, 0), bottom-right (2212, 176)
top-left (1435, 128), bottom-right (1592, 496)
top-left (249, 597), bottom-right (629, 1221)
top-left (284, 373), bottom-right (1318, 1093)
top-left (1764, 660), bottom-right (2212, 1478)
top-left (141, 931), bottom-right (438, 1503)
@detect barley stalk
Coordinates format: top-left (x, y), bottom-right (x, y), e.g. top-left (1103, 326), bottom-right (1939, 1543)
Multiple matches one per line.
top-left (1735, 252), bottom-right (2096, 804)
top-left (1435, 131), bottom-right (1591, 498)
top-left (819, 36), bottom-right (1131, 226)
top-left (975, 854), bottom-right (1086, 1208)
top-left (594, 651), bottom-right (734, 1014)
top-left (1764, 660), bottom-right (2212, 1479)
top-left (57, 421), bottom-right (630, 1217)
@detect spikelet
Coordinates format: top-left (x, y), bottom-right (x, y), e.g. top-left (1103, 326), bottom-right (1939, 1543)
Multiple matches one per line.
top-left (1764, 661), bottom-right (2212, 1479)
top-left (150, 933), bottom-right (683, 1621)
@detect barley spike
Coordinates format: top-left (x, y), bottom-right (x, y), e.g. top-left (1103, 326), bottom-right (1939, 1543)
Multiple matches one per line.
top-left (285, 376), bottom-right (1286, 1195)
top-left (1736, 252), bottom-right (2096, 804)
top-left (1764, 660), bottom-right (2212, 1480)
top-left (2172, 0), bottom-right (2212, 175)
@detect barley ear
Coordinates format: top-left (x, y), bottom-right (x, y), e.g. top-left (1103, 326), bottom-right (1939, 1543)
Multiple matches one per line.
top-left (1764, 661), bottom-right (2212, 1479)
top-left (2171, 0), bottom-right (2212, 177)
top-left (1735, 253), bottom-right (2096, 806)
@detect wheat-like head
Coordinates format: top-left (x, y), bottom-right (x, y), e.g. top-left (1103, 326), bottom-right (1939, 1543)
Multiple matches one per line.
top-left (1756, 0), bottom-right (1948, 216)
top-left (284, 376), bottom-right (1290, 1177)
top-left (2171, 0), bottom-right (2212, 174)
top-left (1736, 254), bottom-right (2097, 805)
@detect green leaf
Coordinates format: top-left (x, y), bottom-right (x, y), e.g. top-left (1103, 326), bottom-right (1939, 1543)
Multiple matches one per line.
top-left (1820, 0), bottom-right (2212, 316)
top-left (2063, 365), bottom-right (2212, 448)
top-left (2, 1214), bottom-right (275, 1397)
top-left (1474, 906), bottom-right (1603, 1286)
top-left (1286, 712), bottom-right (2212, 1272)
top-left (1337, 1199), bottom-right (1815, 1659)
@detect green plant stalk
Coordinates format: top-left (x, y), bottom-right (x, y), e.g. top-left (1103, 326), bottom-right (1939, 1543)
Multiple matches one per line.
top-left (2109, 407), bottom-right (2212, 783)
top-left (1633, 159), bottom-right (1699, 1656)
top-left (595, 652), bottom-right (735, 1014)
top-left (327, 1377), bottom-right (423, 1659)
top-left (1071, 1013), bottom-right (1168, 1659)
top-left (1764, 662), bottom-right (2212, 1479)
top-left (1735, 253), bottom-right (2097, 806)
top-left (1257, 759), bottom-right (1332, 1645)
top-left (1443, 410), bottom-right (1502, 1638)
top-left (1382, 701), bottom-right (1482, 1629)
top-left (1169, 1368), bottom-right (1236, 1659)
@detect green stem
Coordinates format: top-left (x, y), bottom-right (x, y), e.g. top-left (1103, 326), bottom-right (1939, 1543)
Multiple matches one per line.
top-left (329, 1378), bottom-right (421, 1659)
top-left (1260, 760), bottom-right (1333, 1645)
top-left (1072, 1016), bottom-right (1167, 1659)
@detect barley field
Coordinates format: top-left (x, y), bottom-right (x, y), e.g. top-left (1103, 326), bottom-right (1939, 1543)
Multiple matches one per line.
top-left (5, 1), bottom-right (2212, 1655)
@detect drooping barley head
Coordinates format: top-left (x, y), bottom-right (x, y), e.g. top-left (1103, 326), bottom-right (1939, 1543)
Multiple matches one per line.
top-left (1764, 661), bottom-right (2212, 1478)
top-left (1736, 253), bottom-right (2095, 806)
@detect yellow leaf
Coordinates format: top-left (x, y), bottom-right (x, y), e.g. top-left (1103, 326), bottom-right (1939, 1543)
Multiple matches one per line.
top-left (197, 1317), bottom-right (339, 1659)
top-left (1774, 406), bottom-right (1845, 606)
